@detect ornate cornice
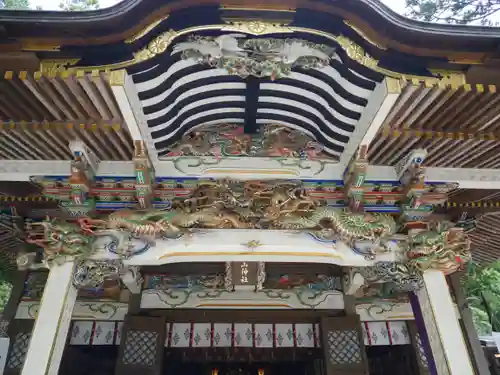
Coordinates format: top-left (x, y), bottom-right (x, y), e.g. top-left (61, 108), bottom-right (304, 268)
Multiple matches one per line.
top-left (45, 21), bottom-right (465, 86)
top-left (1, 0), bottom-right (500, 54)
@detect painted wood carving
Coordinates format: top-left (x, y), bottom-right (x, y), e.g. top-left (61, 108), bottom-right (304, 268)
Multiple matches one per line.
top-left (163, 124), bottom-right (338, 161)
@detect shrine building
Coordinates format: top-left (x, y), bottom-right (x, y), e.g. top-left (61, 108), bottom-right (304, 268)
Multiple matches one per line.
top-left (0, 0), bottom-right (498, 374)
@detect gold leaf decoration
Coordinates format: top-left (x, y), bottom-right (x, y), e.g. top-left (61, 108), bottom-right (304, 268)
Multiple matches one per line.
top-left (334, 35), bottom-right (378, 69)
top-left (222, 21), bottom-right (293, 36)
top-left (133, 29), bottom-right (179, 63)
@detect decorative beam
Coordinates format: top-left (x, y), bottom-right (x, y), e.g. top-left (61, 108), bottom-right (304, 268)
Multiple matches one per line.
top-left (397, 149), bottom-right (447, 223)
top-left (1, 158), bottom-right (500, 191)
top-left (109, 69), bottom-right (159, 166)
top-left (67, 140), bottom-right (99, 216)
top-left (340, 77), bottom-right (401, 167)
top-left (344, 145), bottom-right (368, 212)
top-left (133, 140), bottom-right (155, 208)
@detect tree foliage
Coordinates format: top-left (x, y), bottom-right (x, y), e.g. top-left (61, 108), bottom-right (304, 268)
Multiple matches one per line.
top-left (59, 0), bottom-right (99, 11)
top-left (0, 274), bottom-right (12, 313)
top-left (405, 0), bottom-right (500, 25)
top-left (0, 0), bottom-right (30, 10)
top-left (463, 261), bottom-right (500, 335)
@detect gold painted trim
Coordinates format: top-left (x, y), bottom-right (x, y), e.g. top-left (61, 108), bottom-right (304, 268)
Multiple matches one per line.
top-left (385, 77), bottom-right (402, 94)
top-left (125, 14), bottom-right (170, 44)
top-left (202, 169), bottom-right (299, 176)
top-left (109, 69), bottom-right (126, 86)
top-left (383, 315), bottom-right (414, 319)
top-left (158, 251), bottom-right (343, 260)
top-left (38, 22), bottom-right (467, 85)
top-left (39, 59), bottom-right (81, 76)
top-left (220, 5), bottom-right (296, 12)
top-left (21, 41), bottom-right (61, 52)
top-left (196, 303), bottom-right (293, 308)
top-left (381, 127), bottom-right (500, 142)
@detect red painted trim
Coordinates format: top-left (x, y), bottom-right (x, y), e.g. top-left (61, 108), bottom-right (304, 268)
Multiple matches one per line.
top-left (167, 322), bottom-right (173, 348)
top-left (113, 322), bottom-right (119, 345)
top-left (252, 323), bottom-right (256, 348)
top-left (190, 322), bottom-right (195, 347)
top-left (292, 324), bottom-right (297, 347)
top-left (89, 321), bottom-right (96, 345)
top-left (273, 324), bottom-right (276, 348)
top-left (364, 322), bottom-right (372, 345)
top-left (312, 323), bottom-right (318, 347)
top-left (386, 321), bottom-right (393, 345)
top-left (210, 322), bottom-right (214, 347)
top-left (232, 323), bottom-right (235, 347)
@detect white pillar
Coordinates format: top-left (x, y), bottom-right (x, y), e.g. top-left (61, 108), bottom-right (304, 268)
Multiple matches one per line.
top-left (21, 261), bottom-right (77, 375)
top-left (414, 270), bottom-right (474, 375)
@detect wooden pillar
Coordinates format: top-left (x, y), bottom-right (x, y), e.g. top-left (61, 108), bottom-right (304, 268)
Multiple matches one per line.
top-left (449, 272), bottom-right (489, 375)
top-left (21, 262), bottom-right (77, 375)
top-left (411, 270), bottom-right (474, 375)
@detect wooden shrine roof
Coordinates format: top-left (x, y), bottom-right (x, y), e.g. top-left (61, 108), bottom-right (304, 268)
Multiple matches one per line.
top-left (0, 0), bottom-right (499, 65)
top-left (0, 1), bottom-right (500, 266)
top-left (0, 70), bottom-right (133, 160)
top-left (368, 81), bottom-right (500, 168)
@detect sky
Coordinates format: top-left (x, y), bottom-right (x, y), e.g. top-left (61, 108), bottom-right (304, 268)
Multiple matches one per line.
top-left (31, 0), bottom-right (407, 14)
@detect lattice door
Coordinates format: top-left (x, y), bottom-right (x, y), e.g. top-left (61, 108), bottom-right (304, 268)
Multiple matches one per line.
top-left (4, 320), bottom-right (34, 375)
top-left (320, 316), bottom-right (368, 375)
top-left (115, 315), bottom-right (165, 375)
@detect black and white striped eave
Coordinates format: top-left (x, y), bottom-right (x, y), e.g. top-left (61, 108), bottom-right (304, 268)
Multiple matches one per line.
top-left (131, 51), bottom-right (382, 159)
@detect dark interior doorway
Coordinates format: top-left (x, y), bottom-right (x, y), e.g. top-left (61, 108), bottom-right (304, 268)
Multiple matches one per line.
top-left (164, 361), bottom-right (313, 375)
top-left (366, 345), bottom-right (419, 375)
top-left (58, 345), bottom-right (119, 375)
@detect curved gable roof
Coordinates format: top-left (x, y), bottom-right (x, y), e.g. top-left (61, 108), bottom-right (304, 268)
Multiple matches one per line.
top-left (0, 0), bottom-right (499, 61)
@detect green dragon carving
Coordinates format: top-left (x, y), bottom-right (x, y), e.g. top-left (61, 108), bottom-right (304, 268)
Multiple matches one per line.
top-left (406, 224), bottom-right (471, 275)
top-left (354, 224), bottom-right (471, 292)
top-left (77, 208), bottom-right (248, 240)
top-left (272, 207), bottom-right (397, 249)
top-left (26, 218), bottom-right (132, 263)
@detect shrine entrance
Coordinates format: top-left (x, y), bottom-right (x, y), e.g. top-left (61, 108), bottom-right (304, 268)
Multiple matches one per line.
top-left (163, 361), bottom-right (314, 375)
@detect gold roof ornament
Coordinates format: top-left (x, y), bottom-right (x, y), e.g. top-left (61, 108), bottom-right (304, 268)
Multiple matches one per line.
top-left (133, 29), bottom-right (178, 63)
top-left (221, 20), bottom-right (294, 35)
top-left (39, 58), bottom-right (81, 77)
top-left (334, 35), bottom-right (378, 69)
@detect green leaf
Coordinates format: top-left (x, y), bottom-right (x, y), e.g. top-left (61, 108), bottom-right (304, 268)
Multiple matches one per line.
top-left (405, 0), bottom-right (500, 25)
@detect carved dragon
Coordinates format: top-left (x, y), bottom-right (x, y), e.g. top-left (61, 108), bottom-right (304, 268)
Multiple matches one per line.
top-left (26, 219), bottom-right (131, 263)
top-left (271, 206), bottom-right (397, 249)
top-left (405, 223), bottom-right (471, 275)
top-left (78, 206), bottom-right (252, 241)
top-left (353, 223), bottom-right (471, 292)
